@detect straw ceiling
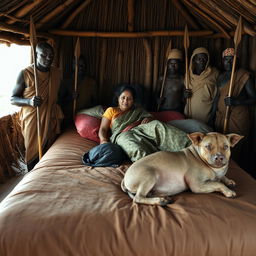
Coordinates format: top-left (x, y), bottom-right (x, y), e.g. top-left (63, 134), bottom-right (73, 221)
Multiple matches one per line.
top-left (0, 0), bottom-right (256, 45)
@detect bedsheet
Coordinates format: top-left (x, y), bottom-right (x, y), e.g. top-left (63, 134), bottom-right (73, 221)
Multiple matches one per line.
top-left (0, 128), bottom-right (256, 256)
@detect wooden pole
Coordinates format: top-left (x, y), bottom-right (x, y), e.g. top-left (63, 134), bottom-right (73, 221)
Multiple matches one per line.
top-left (183, 0), bottom-right (231, 39)
top-left (223, 16), bottom-right (243, 134)
top-left (153, 37), bottom-right (160, 94)
top-left (128, 0), bottom-right (135, 32)
top-left (172, 0), bottom-right (200, 29)
top-left (143, 39), bottom-right (152, 91)
top-left (49, 29), bottom-right (214, 38)
top-left (157, 39), bottom-right (172, 111)
top-left (30, 16), bottom-right (42, 160)
top-left (61, 0), bottom-right (93, 29)
top-left (73, 37), bottom-right (81, 118)
top-left (184, 24), bottom-right (190, 117)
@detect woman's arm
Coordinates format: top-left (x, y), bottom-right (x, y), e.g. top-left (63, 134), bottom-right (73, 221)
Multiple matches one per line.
top-left (99, 117), bottom-right (111, 144)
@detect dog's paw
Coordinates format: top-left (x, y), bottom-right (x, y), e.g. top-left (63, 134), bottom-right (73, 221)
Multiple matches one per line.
top-left (224, 189), bottom-right (236, 198)
top-left (226, 179), bottom-right (236, 188)
top-left (159, 197), bottom-right (172, 206)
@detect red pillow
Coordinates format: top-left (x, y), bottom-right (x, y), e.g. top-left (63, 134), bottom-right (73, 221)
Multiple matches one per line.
top-left (74, 114), bottom-right (101, 143)
top-left (150, 111), bottom-right (184, 123)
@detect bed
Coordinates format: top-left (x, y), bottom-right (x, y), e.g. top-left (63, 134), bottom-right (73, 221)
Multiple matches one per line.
top-left (0, 127), bottom-right (256, 256)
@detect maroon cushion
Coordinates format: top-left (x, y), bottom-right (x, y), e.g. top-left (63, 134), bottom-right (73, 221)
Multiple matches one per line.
top-left (150, 111), bottom-right (185, 123)
top-left (74, 114), bottom-right (101, 143)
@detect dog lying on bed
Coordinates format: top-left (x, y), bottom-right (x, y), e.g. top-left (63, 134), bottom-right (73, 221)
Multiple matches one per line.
top-left (121, 132), bottom-right (243, 205)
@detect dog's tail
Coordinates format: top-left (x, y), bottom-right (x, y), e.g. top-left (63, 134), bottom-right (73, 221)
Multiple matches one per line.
top-left (121, 179), bottom-right (135, 200)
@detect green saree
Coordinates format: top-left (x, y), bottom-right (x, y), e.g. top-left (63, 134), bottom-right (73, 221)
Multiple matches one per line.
top-left (110, 107), bottom-right (191, 162)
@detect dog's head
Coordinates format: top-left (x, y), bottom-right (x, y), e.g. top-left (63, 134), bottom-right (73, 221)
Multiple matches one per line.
top-left (188, 132), bottom-right (243, 168)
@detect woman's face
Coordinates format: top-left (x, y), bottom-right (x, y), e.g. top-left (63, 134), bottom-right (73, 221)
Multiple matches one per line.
top-left (118, 90), bottom-right (134, 111)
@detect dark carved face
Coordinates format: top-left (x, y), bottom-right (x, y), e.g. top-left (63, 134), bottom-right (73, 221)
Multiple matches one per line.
top-left (222, 56), bottom-right (234, 72)
top-left (167, 59), bottom-right (181, 74)
top-left (36, 46), bottom-right (54, 70)
top-left (193, 53), bottom-right (208, 73)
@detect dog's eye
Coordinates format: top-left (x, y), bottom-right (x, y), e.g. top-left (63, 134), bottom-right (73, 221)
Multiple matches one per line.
top-left (223, 145), bottom-right (229, 150)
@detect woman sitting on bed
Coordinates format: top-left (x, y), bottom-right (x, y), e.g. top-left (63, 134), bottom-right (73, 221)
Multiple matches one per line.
top-left (99, 84), bottom-right (191, 162)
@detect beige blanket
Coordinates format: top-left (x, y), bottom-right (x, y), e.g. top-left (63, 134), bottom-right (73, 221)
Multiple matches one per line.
top-left (0, 129), bottom-right (256, 256)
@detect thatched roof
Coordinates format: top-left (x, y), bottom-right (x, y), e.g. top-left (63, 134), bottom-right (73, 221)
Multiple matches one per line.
top-left (0, 0), bottom-right (256, 45)
top-left (1, 0), bottom-right (256, 105)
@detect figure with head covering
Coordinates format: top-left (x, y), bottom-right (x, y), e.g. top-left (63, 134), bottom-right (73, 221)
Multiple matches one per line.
top-left (157, 48), bottom-right (184, 112)
top-left (211, 48), bottom-right (256, 166)
top-left (214, 48), bottom-right (256, 136)
top-left (184, 47), bottom-right (219, 124)
top-left (59, 55), bottom-right (98, 127)
top-left (11, 41), bottom-right (64, 170)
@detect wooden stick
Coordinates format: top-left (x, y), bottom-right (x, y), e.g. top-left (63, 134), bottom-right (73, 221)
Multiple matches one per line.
top-left (223, 16), bottom-right (243, 134)
top-left (191, 0), bottom-right (232, 29)
top-left (208, 0), bottom-right (255, 36)
top-left (0, 33), bottom-right (30, 45)
top-left (153, 37), bottom-right (160, 94)
top-left (30, 16), bottom-right (42, 160)
top-left (0, 12), bottom-right (29, 23)
top-left (172, 0), bottom-right (200, 29)
top-left (36, 0), bottom-right (76, 29)
top-left (73, 37), bottom-right (81, 118)
top-left (157, 39), bottom-right (172, 111)
top-left (7, 0), bottom-right (43, 24)
top-left (128, 0), bottom-right (135, 32)
top-left (143, 39), bottom-right (152, 91)
top-left (183, 0), bottom-right (231, 39)
top-left (99, 39), bottom-right (107, 103)
top-left (0, 21), bottom-right (55, 40)
top-left (184, 24), bottom-right (190, 117)
top-left (61, 0), bottom-right (93, 29)
top-left (49, 29), bottom-right (214, 38)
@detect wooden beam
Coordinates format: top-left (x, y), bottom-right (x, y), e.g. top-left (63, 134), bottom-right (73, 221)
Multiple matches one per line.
top-left (224, 0), bottom-right (255, 23)
top-left (0, 12), bottom-right (29, 24)
top-left (172, 0), bottom-right (200, 30)
top-left (61, 0), bottom-right (93, 29)
top-left (0, 33), bottom-right (30, 45)
top-left (191, 0), bottom-right (232, 29)
top-left (0, 22), bottom-right (55, 40)
top-left (128, 0), bottom-right (135, 32)
top-left (49, 29), bottom-right (213, 38)
top-left (183, 0), bottom-right (231, 38)
top-left (36, 0), bottom-right (76, 29)
top-left (7, 0), bottom-right (43, 24)
top-left (207, 0), bottom-right (256, 36)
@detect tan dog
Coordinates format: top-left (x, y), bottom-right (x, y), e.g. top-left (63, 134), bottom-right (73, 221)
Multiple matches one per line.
top-left (121, 132), bottom-right (243, 206)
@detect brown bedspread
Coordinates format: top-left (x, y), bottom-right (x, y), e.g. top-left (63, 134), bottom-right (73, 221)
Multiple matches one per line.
top-left (0, 128), bottom-right (256, 256)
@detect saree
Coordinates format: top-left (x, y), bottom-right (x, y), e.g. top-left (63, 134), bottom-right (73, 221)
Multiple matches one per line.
top-left (110, 107), bottom-right (191, 162)
top-left (20, 65), bottom-right (64, 165)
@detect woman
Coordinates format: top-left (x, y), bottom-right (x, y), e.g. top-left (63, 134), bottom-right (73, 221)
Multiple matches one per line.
top-left (99, 84), bottom-right (190, 162)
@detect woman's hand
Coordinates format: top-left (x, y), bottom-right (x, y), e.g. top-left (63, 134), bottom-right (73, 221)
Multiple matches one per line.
top-left (141, 117), bottom-right (154, 124)
top-left (99, 117), bottom-right (111, 144)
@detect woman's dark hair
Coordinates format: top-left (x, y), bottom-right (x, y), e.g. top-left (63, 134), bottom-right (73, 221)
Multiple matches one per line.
top-left (113, 84), bottom-right (137, 106)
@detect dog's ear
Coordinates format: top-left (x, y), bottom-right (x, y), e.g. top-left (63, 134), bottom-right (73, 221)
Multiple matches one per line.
top-left (226, 133), bottom-right (244, 147)
top-left (188, 132), bottom-right (205, 145)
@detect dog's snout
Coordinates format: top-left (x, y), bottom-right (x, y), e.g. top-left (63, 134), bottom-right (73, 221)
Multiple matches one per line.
top-left (213, 153), bottom-right (224, 162)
